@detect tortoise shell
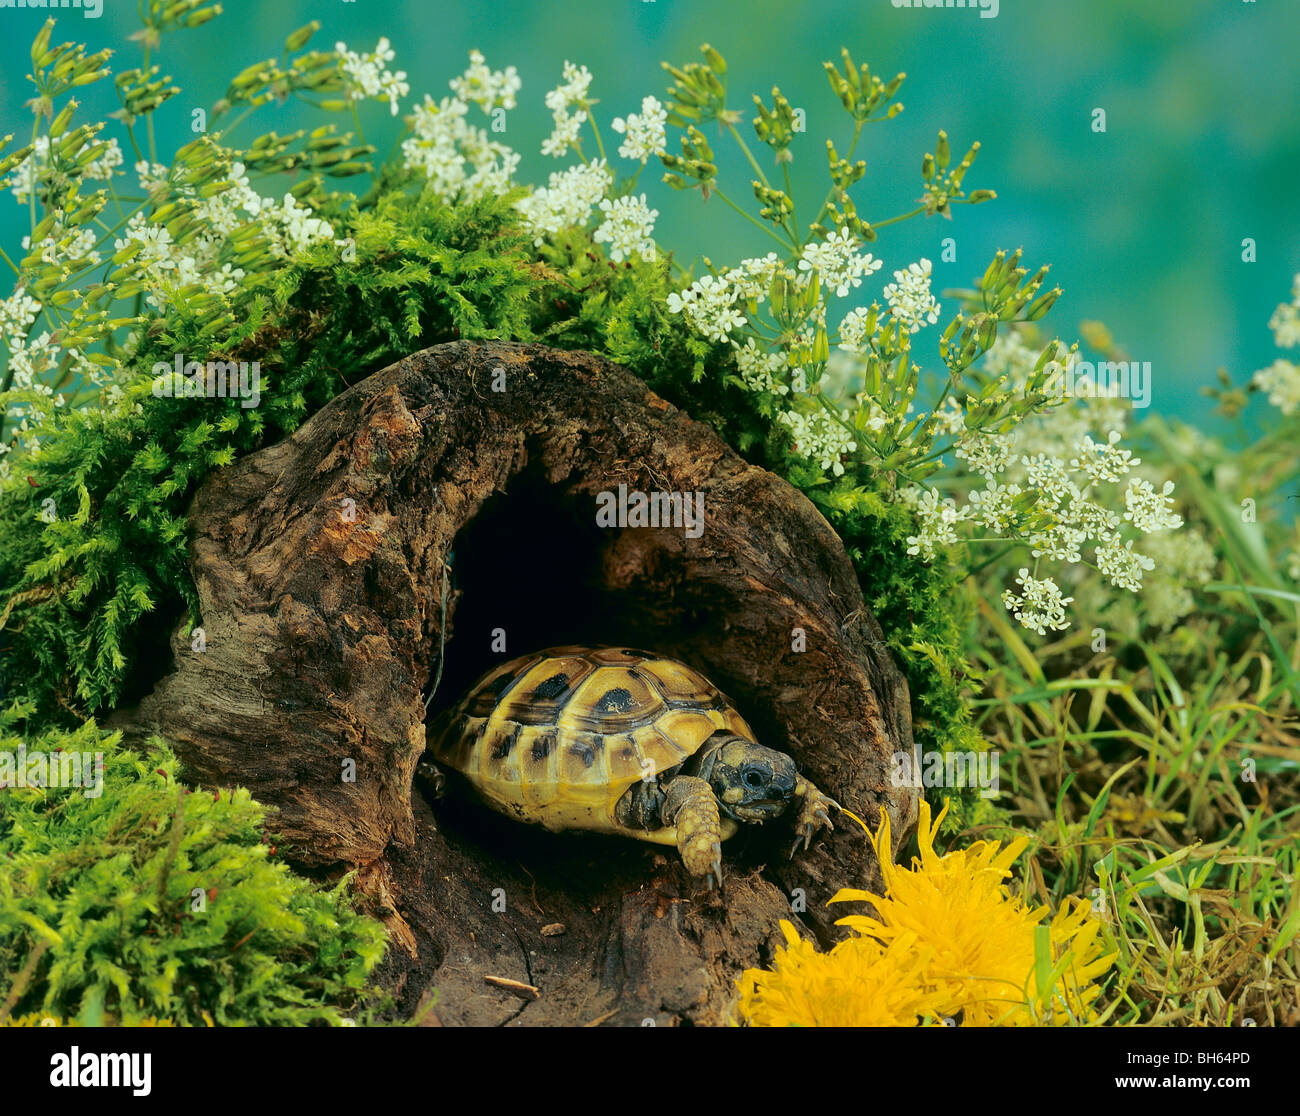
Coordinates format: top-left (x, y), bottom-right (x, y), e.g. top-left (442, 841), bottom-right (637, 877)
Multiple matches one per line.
top-left (431, 646), bottom-right (754, 843)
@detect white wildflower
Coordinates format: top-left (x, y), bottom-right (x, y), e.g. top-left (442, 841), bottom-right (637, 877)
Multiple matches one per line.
top-left (337, 37), bottom-right (409, 115)
top-left (611, 96), bottom-right (668, 162)
top-left (448, 49), bottom-right (520, 112)
top-left (932, 395), bottom-right (965, 437)
top-left (966, 480), bottom-right (1022, 531)
top-left (541, 61), bottom-right (593, 158)
top-left (1002, 568), bottom-right (1073, 635)
top-left (264, 193), bottom-right (335, 257)
top-left (11, 134), bottom-right (121, 201)
top-left (667, 273), bottom-right (745, 343)
top-left (1061, 491), bottom-right (1121, 542)
top-left (545, 61), bottom-right (593, 113)
top-left (733, 340), bottom-right (789, 396)
top-left (402, 95), bottom-right (520, 202)
top-left (982, 329), bottom-right (1038, 386)
top-left (135, 160), bottom-right (170, 194)
top-left (84, 137), bottom-right (124, 182)
top-left (515, 160), bottom-right (611, 246)
top-left (1252, 358), bottom-right (1300, 416)
top-left (1029, 523), bottom-right (1087, 564)
top-left (780, 406), bottom-right (857, 477)
top-left (0, 288), bottom-right (42, 343)
top-left (593, 194), bottom-right (658, 262)
top-left (1020, 452), bottom-right (1075, 504)
top-left (955, 430), bottom-right (1016, 480)
top-left (882, 258), bottom-right (940, 333)
top-left (1123, 478), bottom-right (1183, 533)
top-left (905, 486), bottom-right (965, 560)
top-left (1142, 529), bottom-right (1216, 628)
top-left (1268, 278), bottom-right (1300, 348)
top-left (726, 254), bottom-right (785, 300)
top-left (797, 229), bottom-right (882, 298)
top-left (1071, 430), bottom-right (1138, 484)
top-left (541, 111), bottom-right (585, 158)
top-left (837, 305), bottom-right (879, 354)
top-left (1095, 536), bottom-right (1154, 593)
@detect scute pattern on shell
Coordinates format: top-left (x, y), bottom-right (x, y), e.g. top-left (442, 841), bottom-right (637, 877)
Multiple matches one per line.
top-left (432, 646), bottom-right (756, 838)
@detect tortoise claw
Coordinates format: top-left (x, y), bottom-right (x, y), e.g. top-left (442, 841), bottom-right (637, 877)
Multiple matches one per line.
top-left (415, 758), bottom-right (446, 800)
top-left (789, 782), bottom-right (838, 858)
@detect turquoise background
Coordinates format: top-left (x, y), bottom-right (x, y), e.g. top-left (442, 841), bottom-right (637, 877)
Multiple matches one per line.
top-left (2, 0), bottom-right (1297, 433)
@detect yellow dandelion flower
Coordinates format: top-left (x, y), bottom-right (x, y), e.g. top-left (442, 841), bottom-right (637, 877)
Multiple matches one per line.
top-left (829, 798), bottom-right (1116, 1025)
top-left (734, 919), bottom-right (945, 1026)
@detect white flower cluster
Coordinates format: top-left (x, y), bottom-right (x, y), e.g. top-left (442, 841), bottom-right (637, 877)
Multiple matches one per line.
top-left (956, 431), bottom-right (1017, 479)
top-left (798, 228), bottom-right (881, 299)
top-left (0, 288), bottom-right (41, 344)
top-left (448, 48), bottom-right (520, 111)
top-left (0, 327), bottom-right (68, 466)
top-left (336, 37), bottom-right (409, 115)
top-left (667, 273), bottom-right (746, 343)
top-left (665, 244), bottom-right (940, 483)
top-left (515, 161), bottom-right (611, 247)
top-left (399, 55), bottom-right (668, 256)
top-left (1251, 273), bottom-right (1300, 415)
top-left (906, 487), bottom-right (963, 560)
top-left (542, 62), bottom-right (594, 158)
top-left (777, 407), bottom-right (857, 477)
top-left (593, 194), bottom-right (658, 262)
top-left (1123, 477), bottom-right (1183, 533)
top-left (399, 50), bottom-right (525, 201)
top-left (913, 389), bottom-right (1186, 630)
top-left (402, 94), bottom-right (521, 203)
top-left (1267, 274), bottom-right (1300, 349)
top-left (882, 259), bottom-right (940, 333)
top-left (1252, 358), bottom-right (1300, 416)
top-left (837, 306), bottom-right (877, 354)
top-left (734, 338), bottom-right (790, 395)
top-left (611, 96), bottom-right (668, 163)
top-left (1071, 430), bottom-right (1138, 484)
top-left (1001, 568), bottom-right (1073, 635)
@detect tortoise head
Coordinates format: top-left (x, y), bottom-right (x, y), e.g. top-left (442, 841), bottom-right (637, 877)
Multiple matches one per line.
top-left (697, 734), bottom-right (798, 823)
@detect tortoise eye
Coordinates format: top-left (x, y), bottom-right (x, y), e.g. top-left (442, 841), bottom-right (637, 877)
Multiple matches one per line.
top-left (742, 768), bottom-right (765, 789)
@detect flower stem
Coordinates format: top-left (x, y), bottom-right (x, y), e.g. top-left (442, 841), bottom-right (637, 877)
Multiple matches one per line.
top-left (587, 112), bottom-right (608, 165)
top-left (727, 123), bottom-right (769, 189)
top-left (870, 205), bottom-right (927, 231)
top-left (967, 542), bottom-right (1019, 577)
top-left (712, 187), bottom-right (792, 249)
top-left (783, 161), bottom-right (800, 251)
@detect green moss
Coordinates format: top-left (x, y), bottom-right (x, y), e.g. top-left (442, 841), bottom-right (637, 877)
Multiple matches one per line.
top-left (0, 703), bottom-right (386, 1026)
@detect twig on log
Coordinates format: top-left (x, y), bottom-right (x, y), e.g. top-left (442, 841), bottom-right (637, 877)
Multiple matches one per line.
top-left (483, 975), bottom-right (540, 1000)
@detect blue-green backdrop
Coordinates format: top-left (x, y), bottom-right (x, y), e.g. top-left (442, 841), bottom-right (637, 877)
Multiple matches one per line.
top-left (2, 0), bottom-right (1296, 433)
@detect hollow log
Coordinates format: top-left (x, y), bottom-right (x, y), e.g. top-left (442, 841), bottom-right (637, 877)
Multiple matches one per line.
top-left (113, 340), bottom-right (918, 1025)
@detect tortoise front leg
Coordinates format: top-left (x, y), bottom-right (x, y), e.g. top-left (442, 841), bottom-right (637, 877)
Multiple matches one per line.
top-left (662, 775), bottom-right (724, 889)
top-left (789, 775), bottom-right (840, 856)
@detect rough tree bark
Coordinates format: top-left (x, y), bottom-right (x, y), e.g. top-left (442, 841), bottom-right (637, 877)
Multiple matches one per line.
top-left (113, 340), bottom-right (918, 1026)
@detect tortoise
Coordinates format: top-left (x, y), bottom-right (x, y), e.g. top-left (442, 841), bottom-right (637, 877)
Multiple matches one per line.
top-left (417, 645), bottom-right (840, 886)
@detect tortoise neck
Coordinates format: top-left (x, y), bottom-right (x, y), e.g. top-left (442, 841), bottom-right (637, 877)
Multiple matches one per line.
top-left (686, 735), bottom-right (729, 783)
